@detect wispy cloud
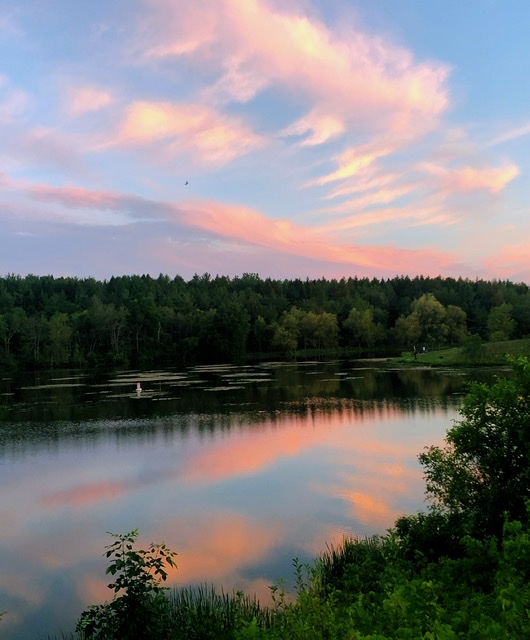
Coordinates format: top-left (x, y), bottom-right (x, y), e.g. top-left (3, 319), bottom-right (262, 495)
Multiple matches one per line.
top-left (308, 143), bottom-right (394, 186)
top-left (320, 183), bottom-right (420, 215)
top-left (42, 480), bottom-right (130, 509)
top-left (66, 86), bottom-right (115, 116)
top-left (2, 127), bottom-right (86, 174)
top-left (487, 122), bottom-right (530, 147)
top-left (109, 100), bottom-right (265, 167)
top-left (423, 162), bottom-right (520, 195)
top-left (25, 184), bottom-right (160, 225)
top-left (280, 110), bottom-right (346, 146)
top-left (171, 198), bottom-right (458, 275)
top-left (11, 181), bottom-right (458, 276)
top-left (0, 82), bottom-right (30, 123)
top-left (483, 243), bottom-right (530, 281)
top-left (139, 0), bottom-right (450, 141)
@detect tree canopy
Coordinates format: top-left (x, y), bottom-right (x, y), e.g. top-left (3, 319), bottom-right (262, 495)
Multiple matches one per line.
top-left (0, 273), bottom-right (529, 368)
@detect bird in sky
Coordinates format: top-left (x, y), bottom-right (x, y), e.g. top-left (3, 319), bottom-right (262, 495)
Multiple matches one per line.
top-left (185, 181), bottom-right (188, 185)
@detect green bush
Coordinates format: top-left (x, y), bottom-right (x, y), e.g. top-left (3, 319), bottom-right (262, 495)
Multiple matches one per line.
top-left (77, 529), bottom-right (177, 639)
top-left (419, 356), bottom-right (530, 538)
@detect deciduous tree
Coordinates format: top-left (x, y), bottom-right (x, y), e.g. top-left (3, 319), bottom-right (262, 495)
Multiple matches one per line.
top-left (419, 356), bottom-right (530, 538)
top-left (487, 303), bottom-right (515, 342)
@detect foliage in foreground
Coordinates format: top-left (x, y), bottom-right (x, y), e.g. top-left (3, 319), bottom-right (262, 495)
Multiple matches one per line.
top-left (74, 519), bottom-right (530, 640)
top-left (72, 356), bottom-right (530, 639)
top-left (419, 355), bottom-right (530, 539)
top-left (77, 529), bottom-right (177, 639)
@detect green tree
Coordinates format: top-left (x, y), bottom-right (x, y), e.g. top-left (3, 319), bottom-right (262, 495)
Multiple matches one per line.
top-left (410, 293), bottom-right (448, 346)
top-left (299, 310), bottom-right (339, 352)
top-left (272, 325), bottom-right (297, 359)
top-left (202, 299), bottom-right (251, 362)
top-left (313, 311), bottom-right (339, 350)
top-left (488, 303), bottom-right (515, 342)
top-left (419, 356), bottom-right (530, 538)
top-left (393, 313), bottom-right (421, 346)
top-left (445, 304), bottom-right (468, 344)
top-left (272, 307), bottom-right (303, 358)
top-left (344, 307), bottom-right (383, 352)
top-left (251, 315), bottom-right (270, 356)
top-left (460, 333), bottom-right (486, 362)
top-left (23, 314), bottom-right (48, 364)
top-left (4, 307), bottom-right (26, 355)
top-left (47, 312), bottom-right (73, 366)
top-left (154, 304), bottom-right (175, 345)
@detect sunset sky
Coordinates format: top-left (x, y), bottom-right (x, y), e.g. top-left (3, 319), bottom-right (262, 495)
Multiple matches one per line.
top-left (1, 0), bottom-right (529, 282)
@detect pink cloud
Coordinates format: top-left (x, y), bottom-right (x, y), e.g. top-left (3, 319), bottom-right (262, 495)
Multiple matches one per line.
top-left (23, 184), bottom-right (144, 225)
top-left (19, 182), bottom-right (458, 275)
top-left (27, 184), bottom-right (141, 211)
top-left (147, 513), bottom-right (282, 588)
top-left (0, 86), bottom-right (30, 124)
top-left (321, 183), bottom-right (418, 214)
top-left (139, 0), bottom-right (450, 140)
top-left (323, 171), bottom-right (402, 201)
top-left (41, 480), bottom-right (130, 509)
top-left (487, 121), bottom-right (530, 147)
top-left (310, 143), bottom-right (394, 186)
top-left (66, 86), bottom-right (114, 115)
top-left (178, 402), bottom-right (426, 486)
top-left (202, 58), bottom-right (270, 105)
top-left (424, 162), bottom-right (520, 195)
top-left (2, 127), bottom-right (86, 174)
top-left (343, 490), bottom-right (399, 528)
top-left (175, 198), bottom-right (456, 274)
top-left (112, 100), bottom-right (264, 166)
top-left (483, 243), bottom-right (530, 281)
top-left (180, 418), bottom-right (337, 484)
top-left (280, 109), bottom-right (346, 146)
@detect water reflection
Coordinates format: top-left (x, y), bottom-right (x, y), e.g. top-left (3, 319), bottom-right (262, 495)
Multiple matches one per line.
top-left (0, 361), bottom-right (477, 425)
top-left (0, 362), bottom-right (501, 639)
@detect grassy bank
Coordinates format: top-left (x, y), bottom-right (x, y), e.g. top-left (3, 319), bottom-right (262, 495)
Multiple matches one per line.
top-left (392, 337), bottom-right (530, 367)
top-left (68, 518), bottom-right (530, 640)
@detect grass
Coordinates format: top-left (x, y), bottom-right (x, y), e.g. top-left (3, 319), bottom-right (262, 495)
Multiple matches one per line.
top-left (392, 337), bottom-right (530, 367)
top-left (166, 584), bottom-right (274, 639)
top-left (317, 535), bottom-right (388, 596)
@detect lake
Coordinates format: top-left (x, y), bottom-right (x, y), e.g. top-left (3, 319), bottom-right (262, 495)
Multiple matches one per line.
top-left (0, 360), bottom-right (501, 639)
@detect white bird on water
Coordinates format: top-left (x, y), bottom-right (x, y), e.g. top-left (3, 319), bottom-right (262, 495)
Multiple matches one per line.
top-left (136, 382), bottom-right (142, 394)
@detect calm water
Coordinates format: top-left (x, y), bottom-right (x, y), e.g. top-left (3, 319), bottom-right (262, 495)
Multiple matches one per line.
top-left (0, 360), bottom-right (501, 639)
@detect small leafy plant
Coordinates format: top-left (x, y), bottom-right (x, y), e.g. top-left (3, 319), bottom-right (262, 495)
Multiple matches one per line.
top-left (77, 529), bottom-right (177, 639)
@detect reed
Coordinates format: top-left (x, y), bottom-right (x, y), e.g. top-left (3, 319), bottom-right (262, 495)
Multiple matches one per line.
top-left (317, 535), bottom-right (388, 595)
top-left (166, 583), bottom-right (274, 639)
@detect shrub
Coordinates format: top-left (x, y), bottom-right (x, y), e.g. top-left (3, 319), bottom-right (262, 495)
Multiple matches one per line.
top-left (76, 529), bottom-right (177, 639)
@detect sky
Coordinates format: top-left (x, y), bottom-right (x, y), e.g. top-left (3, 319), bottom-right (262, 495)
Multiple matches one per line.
top-left (1, 0), bottom-right (530, 283)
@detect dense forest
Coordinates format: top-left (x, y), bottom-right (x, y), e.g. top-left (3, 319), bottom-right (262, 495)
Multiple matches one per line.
top-left (1, 272), bottom-right (529, 368)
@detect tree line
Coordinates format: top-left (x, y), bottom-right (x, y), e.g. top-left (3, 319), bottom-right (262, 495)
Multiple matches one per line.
top-left (0, 272), bottom-right (529, 368)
